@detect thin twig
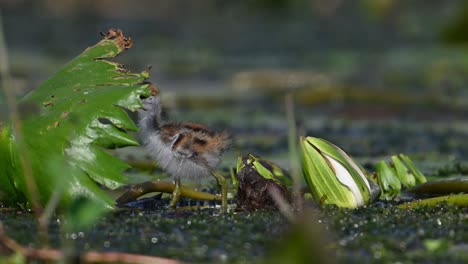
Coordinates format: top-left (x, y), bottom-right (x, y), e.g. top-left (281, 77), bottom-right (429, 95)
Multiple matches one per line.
top-left (0, 222), bottom-right (25, 253)
top-left (268, 186), bottom-right (295, 222)
top-left (0, 11), bottom-right (47, 245)
top-left (38, 188), bottom-right (64, 233)
top-left (0, 222), bottom-right (181, 264)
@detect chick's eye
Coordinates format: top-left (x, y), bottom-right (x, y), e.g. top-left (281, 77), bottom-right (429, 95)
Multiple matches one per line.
top-left (194, 138), bottom-right (207, 145)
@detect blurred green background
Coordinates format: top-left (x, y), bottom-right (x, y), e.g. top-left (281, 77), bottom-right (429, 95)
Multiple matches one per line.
top-left (3, 0), bottom-right (468, 168)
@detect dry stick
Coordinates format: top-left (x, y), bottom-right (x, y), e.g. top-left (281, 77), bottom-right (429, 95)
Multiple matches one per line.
top-left (0, 12), bottom-right (47, 245)
top-left (82, 252), bottom-right (181, 264)
top-left (285, 93), bottom-right (303, 212)
top-left (0, 222), bottom-right (181, 264)
top-left (0, 223), bottom-right (25, 253)
top-left (116, 181), bottom-right (220, 204)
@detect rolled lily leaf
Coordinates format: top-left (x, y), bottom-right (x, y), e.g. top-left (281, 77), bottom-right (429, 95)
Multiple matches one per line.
top-left (376, 161), bottom-right (401, 199)
top-left (391, 155), bottom-right (416, 188)
top-left (398, 194), bottom-right (468, 208)
top-left (300, 137), bottom-right (371, 208)
top-left (375, 154), bottom-right (427, 198)
top-left (406, 177), bottom-right (468, 197)
top-left (399, 154), bottom-right (427, 184)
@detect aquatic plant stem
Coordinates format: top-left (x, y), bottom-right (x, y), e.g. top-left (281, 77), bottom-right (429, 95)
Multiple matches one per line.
top-left (285, 93), bottom-right (303, 212)
top-left (116, 181), bottom-right (221, 205)
top-left (39, 187), bottom-right (65, 234)
top-left (268, 186), bottom-right (295, 222)
top-left (169, 178), bottom-right (181, 208)
top-left (229, 166), bottom-right (239, 189)
top-left (398, 194), bottom-right (468, 208)
top-left (211, 170), bottom-right (228, 213)
top-left (0, 11), bottom-right (47, 246)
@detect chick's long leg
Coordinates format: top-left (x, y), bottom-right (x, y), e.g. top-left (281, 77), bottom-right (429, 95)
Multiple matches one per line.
top-left (169, 178), bottom-right (181, 208)
top-left (169, 157), bottom-right (185, 208)
top-left (211, 171), bottom-right (227, 213)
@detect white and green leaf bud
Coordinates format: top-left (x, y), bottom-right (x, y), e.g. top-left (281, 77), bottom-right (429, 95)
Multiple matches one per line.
top-left (300, 136), bottom-right (371, 208)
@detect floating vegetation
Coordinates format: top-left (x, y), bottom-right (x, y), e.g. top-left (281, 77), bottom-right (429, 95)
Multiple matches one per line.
top-left (375, 154), bottom-right (427, 199)
top-left (236, 154), bottom-right (291, 211)
top-left (300, 136), bottom-right (372, 208)
top-left (406, 177), bottom-right (468, 198)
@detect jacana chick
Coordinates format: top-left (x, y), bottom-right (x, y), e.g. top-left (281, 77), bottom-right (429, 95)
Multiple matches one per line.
top-left (137, 88), bottom-right (231, 212)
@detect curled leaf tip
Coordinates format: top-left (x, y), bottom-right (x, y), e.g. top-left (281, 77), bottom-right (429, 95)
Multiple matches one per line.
top-left (101, 28), bottom-right (132, 50)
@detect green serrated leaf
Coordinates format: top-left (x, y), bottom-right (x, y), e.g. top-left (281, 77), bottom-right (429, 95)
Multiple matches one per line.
top-left (89, 119), bottom-right (139, 148)
top-left (99, 106), bottom-right (139, 131)
top-left (0, 30), bottom-right (149, 209)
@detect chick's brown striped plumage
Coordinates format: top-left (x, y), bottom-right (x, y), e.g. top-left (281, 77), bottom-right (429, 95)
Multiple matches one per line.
top-left (138, 91), bottom-right (231, 181)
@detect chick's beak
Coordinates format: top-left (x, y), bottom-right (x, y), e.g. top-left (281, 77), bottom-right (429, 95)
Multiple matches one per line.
top-left (148, 84), bottom-right (160, 96)
top-left (139, 83), bottom-right (160, 111)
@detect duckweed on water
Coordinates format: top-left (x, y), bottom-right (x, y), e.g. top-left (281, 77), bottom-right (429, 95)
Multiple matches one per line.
top-left (434, 162), bottom-right (468, 177)
top-left (323, 203), bottom-right (467, 263)
top-left (1, 202), bottom-right (466, 263)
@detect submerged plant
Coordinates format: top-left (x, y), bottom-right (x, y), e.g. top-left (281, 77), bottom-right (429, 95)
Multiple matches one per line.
top-left (375, 160), bottom-right (401, 198)
top-left (300, 136), bottom-right (373, 208)
top-left (375, 154), bottom-right (427, 199)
